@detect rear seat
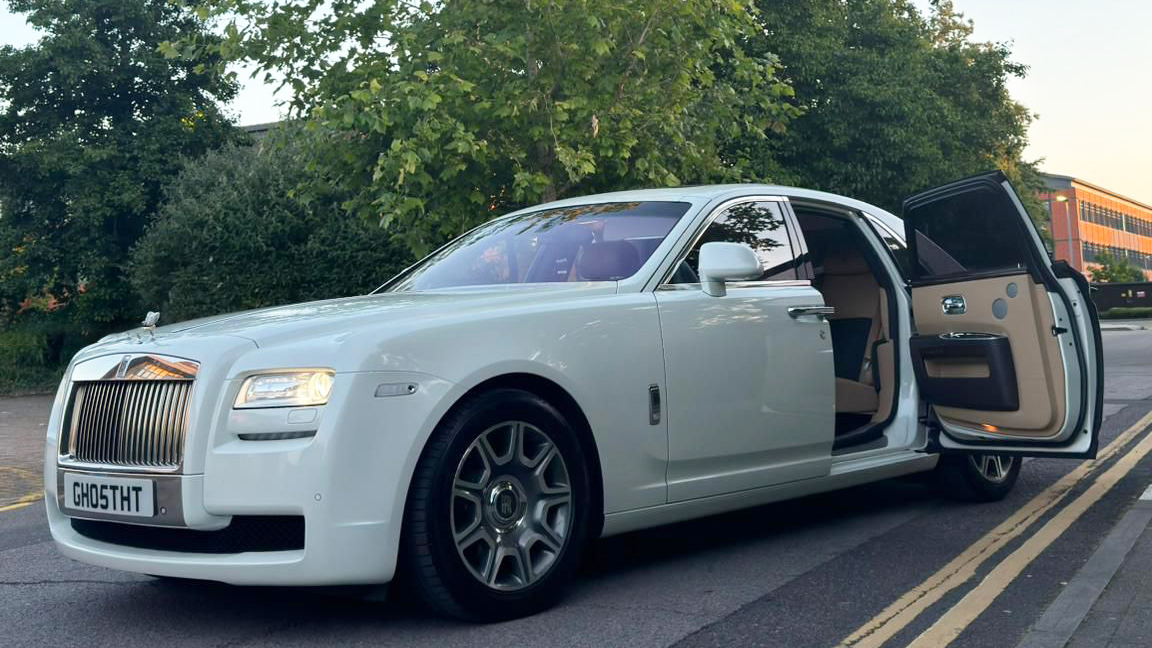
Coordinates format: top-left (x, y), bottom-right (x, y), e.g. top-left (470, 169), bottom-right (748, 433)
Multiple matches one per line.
top-left (819, 240), bottom-right (885, 415)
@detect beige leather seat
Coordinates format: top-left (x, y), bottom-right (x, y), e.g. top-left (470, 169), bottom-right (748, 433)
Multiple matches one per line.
top-left (819, 240), bottom-right (889, 418)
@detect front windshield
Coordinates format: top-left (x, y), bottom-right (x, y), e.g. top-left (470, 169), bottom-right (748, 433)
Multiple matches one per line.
top-left (385, 201), bottom-right (691, 292)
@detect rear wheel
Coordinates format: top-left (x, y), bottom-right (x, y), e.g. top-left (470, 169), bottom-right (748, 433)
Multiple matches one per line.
top-left (401, 389), bottom-right (592, 621)
top-left (935, 453), bottom-right (1020, 502)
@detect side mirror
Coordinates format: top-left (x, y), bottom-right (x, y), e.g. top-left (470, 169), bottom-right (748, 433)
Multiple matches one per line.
top-left (698, 242), bottom-right (762, 297)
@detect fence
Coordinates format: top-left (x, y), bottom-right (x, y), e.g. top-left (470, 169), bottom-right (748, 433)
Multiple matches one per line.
top-left (1090, 282), bottom-right (1152, 312)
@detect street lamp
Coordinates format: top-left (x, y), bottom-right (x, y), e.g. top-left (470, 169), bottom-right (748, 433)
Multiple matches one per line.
top-left (1043, 193), bottom-right (1068, 215)
top-left (1040, 194), bottom-right (1067, 229)
top-left (1042, 194), bottom-right (1073, 266)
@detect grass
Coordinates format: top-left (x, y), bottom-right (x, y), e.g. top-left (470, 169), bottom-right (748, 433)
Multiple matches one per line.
top-left (1099, 307), bottom-right (1152, 320)
top-left (0, 364), bottom-right (64, 396)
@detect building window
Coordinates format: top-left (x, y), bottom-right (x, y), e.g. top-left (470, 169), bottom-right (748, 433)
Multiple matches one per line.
top-left (1078, 201), bottom-right (1152, 240)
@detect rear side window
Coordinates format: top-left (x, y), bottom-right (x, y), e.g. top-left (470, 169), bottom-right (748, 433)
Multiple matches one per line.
top-left (675, 201), bottom-right (798, 283)
top-left (906, 186), bottom-right (1029, 281)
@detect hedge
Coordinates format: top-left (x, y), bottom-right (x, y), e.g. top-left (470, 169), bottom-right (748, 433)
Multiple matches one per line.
top-left (1099, 307), bottom-right (1152, 320)
top-left (130, 136), bottom-right (414, 323)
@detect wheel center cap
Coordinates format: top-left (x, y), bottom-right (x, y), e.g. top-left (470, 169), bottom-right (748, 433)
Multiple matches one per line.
top-left (486, 480), bottom-right (526, 528)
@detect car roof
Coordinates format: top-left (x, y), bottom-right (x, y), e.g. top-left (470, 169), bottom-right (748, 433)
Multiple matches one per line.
top-left (502, 184), bottom-right (906, 239)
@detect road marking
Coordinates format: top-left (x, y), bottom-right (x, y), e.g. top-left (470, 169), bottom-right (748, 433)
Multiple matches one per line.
top-left (1141, 482), bottom-right (1152, 500)
top-left (908, 419), bottom-right (1152, 647)
top-left (0, 492), bottom-right (42, 513)
top-left (0, 465), bottom-right (39, 480)
top-left (838, 408), bottom-right (1152, 648)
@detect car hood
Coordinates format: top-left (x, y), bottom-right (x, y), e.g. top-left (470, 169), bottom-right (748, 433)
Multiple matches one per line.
top-left (110, 283), bottom-right (621, 348)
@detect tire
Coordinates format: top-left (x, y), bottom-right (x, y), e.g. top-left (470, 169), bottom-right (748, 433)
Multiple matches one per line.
top-left (934, 453), bottom-right (1021, 502)
top-left (401, 388), bottom-right (592, 621)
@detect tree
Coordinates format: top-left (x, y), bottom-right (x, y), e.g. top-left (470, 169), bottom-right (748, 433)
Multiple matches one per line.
top-left (130, 131), bottom-right (413, 322)
top-left (1089, 252), bottom-right (1146, 284)
top-left (183, 0), bottom-right (799, 255)
top-left (745, 0), bottom-right (1045, 227)
top-left (0, 0), bottom-right (240, 354)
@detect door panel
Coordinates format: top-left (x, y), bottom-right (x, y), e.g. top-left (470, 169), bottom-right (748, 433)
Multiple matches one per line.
top-left (902, 171), bottom-right (1102, 457)
top-left (657, 284), bottom-right (834, 501)
top-left (910, 274), bottom-right (1066, 436)
top-left (656, 196), bottom-right (834, 501)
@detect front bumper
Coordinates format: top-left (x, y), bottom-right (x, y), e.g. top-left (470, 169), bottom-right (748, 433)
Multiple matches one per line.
top-left (45, 369), bottom-right (456, 586)
top-left (48, 501), bottom-right (390, 585)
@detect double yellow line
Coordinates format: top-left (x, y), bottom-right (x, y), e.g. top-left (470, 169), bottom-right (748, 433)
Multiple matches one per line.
top-left (0, 466), bottom-right (43, 512)
top-left (839, 409), bottom-right (1152, 648)
top-left (0, 492), bottom-right (42, 513)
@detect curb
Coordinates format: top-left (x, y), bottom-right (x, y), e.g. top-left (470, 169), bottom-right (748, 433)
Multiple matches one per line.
top-left (1014, 488), bottom-right (1152, 648)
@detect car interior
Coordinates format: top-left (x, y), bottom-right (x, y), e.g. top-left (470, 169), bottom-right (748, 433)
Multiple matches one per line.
top-left (793, 208), bottom-right (900, 451)
top-left (899, 183), bottom-right (1082, 443)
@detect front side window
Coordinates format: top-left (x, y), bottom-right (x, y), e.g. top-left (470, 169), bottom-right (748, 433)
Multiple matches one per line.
top-left (671, 201), bottom-right (797, 283)
top-left (386, 201), bottom-right (690, 292)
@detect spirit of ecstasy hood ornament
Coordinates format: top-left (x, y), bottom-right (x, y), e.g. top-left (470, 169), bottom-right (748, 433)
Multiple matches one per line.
top-left (140, 311), bottom-right (161, 342)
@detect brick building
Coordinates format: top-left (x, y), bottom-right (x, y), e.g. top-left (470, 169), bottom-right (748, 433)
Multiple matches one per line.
top-left (1040, 173), bottom-right (1152, 281)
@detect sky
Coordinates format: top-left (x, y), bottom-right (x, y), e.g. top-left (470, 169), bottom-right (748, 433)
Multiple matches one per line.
top-left (1, 0), bottom-right (1150, 203)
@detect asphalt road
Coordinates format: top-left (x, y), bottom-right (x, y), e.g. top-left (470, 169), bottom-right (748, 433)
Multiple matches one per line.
top-left (1, 330), bottom-right (1151, 648)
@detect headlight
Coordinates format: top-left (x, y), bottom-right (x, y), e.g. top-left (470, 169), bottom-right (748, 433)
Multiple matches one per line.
top-left (234, 371), bottom-right (335, 409)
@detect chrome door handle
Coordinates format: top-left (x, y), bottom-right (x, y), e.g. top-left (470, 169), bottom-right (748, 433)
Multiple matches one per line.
top-left (941, 295), bottom-right (966, 315)
top-left (788, 306), bottom-right (835, 318)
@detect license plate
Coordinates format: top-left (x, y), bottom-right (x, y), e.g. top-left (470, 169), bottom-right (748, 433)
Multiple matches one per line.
top-left (63, 473), bottom-right (155, 518)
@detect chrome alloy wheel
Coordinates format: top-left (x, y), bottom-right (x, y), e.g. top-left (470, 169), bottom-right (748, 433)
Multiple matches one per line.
top-left (970, 454), bottom-right (1014, 483)
top-left (451, 421), bottom-right (573, 591)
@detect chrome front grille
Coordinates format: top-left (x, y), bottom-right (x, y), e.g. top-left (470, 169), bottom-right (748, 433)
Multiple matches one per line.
top-left (65, 379), bottom-right (194, 469)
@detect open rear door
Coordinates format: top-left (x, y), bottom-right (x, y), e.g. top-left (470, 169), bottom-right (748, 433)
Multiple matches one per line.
top-left (903, 171), bottom-right (1103, 458)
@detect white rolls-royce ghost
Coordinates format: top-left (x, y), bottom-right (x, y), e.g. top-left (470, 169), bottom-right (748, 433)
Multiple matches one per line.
top-left (44, 171), bottom-right (1103, 621)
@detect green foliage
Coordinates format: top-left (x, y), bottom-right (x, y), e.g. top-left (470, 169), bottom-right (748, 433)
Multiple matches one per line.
top-left (1089, 252), bottom-right (1147, 284)
top-left (0, 364), bottom-right (65, 396)
top-left (0, 0), bottom-right (241, 340)
top-left (0, 329), bottom-right (47, 367)
top-left (1099, 307), bottom-right (1152, 320)
top-left (130, 132), bottom-right (414, 323)
top-left (187, 0), bottom-right (799, 255)
top-left (0, 328), bottom-right (65, 396)
top-left (746, 0), bottom-right (1042, 225)
top-left (0, 0), bottom-right (1058, 393)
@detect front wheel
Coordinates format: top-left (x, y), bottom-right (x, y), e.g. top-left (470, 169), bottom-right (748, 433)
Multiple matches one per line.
top-left (401, 389), bottom-right (592, 621)
top-left (935, 453), bottom-right (1020, 502)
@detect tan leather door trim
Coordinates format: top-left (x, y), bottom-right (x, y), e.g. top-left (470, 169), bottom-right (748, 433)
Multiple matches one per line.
top-left (912, 273), bottom-right (1066, 438)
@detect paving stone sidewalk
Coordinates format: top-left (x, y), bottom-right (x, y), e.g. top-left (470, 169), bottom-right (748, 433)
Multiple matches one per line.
top-left (1064, 511), bottom-right (1152, 648)
top-left (0, 394), bottom-right (53, 507)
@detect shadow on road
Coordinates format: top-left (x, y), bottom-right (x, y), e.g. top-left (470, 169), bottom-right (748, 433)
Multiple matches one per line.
top-left (121, 476), bottom-right (943, 626)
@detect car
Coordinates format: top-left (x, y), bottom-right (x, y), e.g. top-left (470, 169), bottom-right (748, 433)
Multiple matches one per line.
top-left (43, 171), bottom-right (1103, 621)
